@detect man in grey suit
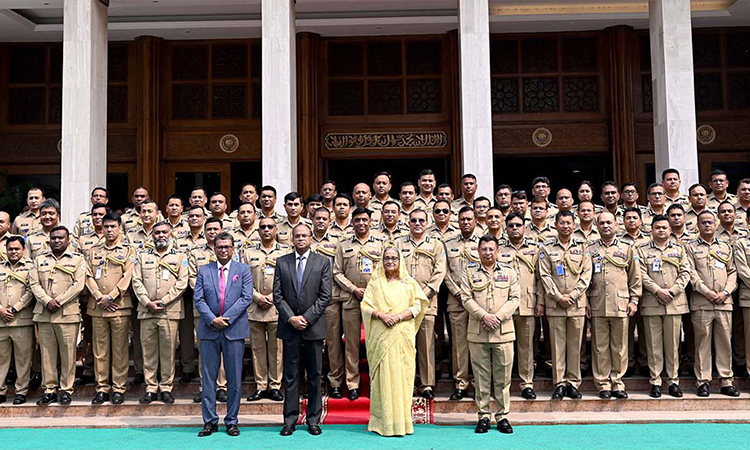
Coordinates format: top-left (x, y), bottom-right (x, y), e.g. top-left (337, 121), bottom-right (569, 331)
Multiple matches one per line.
top-left (194, 232), bottom-right (253, 437)
top-left (274, 223), bottom-right (331, 436)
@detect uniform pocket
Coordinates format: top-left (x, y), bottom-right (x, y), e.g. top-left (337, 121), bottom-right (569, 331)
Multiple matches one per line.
top-left (617, 291), bottom-right (629, 311)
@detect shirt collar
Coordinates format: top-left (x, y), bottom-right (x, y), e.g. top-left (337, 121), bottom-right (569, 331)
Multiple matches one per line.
top-left (218, 259), bottom-right (232, 272)
top-left (295, 249), bottom-right (311, 260)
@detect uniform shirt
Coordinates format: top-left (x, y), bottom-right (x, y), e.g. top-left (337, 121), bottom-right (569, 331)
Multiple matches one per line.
top-left (368, 196), bottom-right (396, 213)
top-left (121, 210), bottom-right (165, 233)
top-left (537, 237), bottom-right (592, 317)
top-left (572, 225), bottom-right (600, 244)
top-left (231, 225), bottom-right (261, 253)
top-left (684, 207), bottom-right (707, 233)
top-left (715, 224), bottom-right (748, 246)
top-left (450, 196), bottom-right (474, 212)
top-left (426, 223), bottom-right (460, 243)
top-left (459, 261), bottom-right (520, 344)
top-left (0, 258), bottom-right (34, 327)
top-left (371, 223), bottom-right (408, 246)
top-left (735, 201), bottom-right (749, 229)
top-left (74, 231), bottom-right (104, 258)
top-left (617, 204), bottom-right (649, 219)
top-left (125, 226), bottom-right (155, 256)
top-left (260, 210), bottom-right (285, 224)
top-left (72, 211), bottom-right (95, 240)
top-left (415, 196), bottom-right (437, 215)
top-left (29, 246), bottom-right (86, 324)
top-left (188, 244), bottom-right (217, 290)
top-left (11, 210), bottom-right (40, 237)
top-left (328, 220), bottom-right (354, 242)
top-left (132, 245), bottom-right (188, 320)
top-left (211, 213), bottom-right (239, 232)
top-left (586, 238), bottom-right (642, 317)
top-left (333, 234), bottom-right (385, 308)
top-left (167, 218), bottom-right (191, 241)
top-left (707, 192), bottom-right (738, 212)
top-left (399, 206), bottom-right (433, 227)
top-left (686, 236), bottom-right (737, 312)
top-left (25, 229), bottom-right (52, 261)
top-left (735, 237), bottom-right (750, 308)
top-left (525, 221), bottom-right (556, 244)
top-left (394, 234), bottom-right (447, 315)
top-left (670, 228), bottom-right (698, 246)
top-left (641, 205), bottom-right (667, 233)
top-left (311, 233), bottom-right (339, 264)
top-left (84, 240), bottom-right (135, 318)
top-left (443, 232), bottom-right (481, 312)
top-left (617, 230), bottom-right (651, 248)
top-left (175, 232), bottom-right (207, 253)
top-left (276, 217), bottom-right (312, 246)
top-left (665, 193), bottom-right (691, 209)
top-left (638, 240), bottom-right (691, 316)
top-left (496, 237), bottom-right (541, 317)
top-left (242, 242), bottom-right (290, 322)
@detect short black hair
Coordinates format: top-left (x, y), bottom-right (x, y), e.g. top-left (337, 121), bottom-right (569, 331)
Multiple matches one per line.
top-left (434, 199), bottom-right (451, 209)
top-left (237, 201), bottom-right (256, 212)
top-left (418, 169), bottom-right (435, 179)
top-left (373, 171), bottom-right (392, 183)
top-left (27, 186), bottom-right (45, 197)
top-left (40, 198), bottom-right (60, 215)
top-left (209, 192), bottom-right (227, 201)
top-left (153, 220), bottom-right (172, 231)
top-left (622, 207), bottom-right (642, 219)
top-left (400, 181), bottom-right (416, 191)
top-left (647, 182), bottom-right (664, 195)
top-left (305, 193), bottom-right (324, 205)
top-left (718, 200), bottom-right (736, 211)
top-left (666, 204), bottom-right (685, 215)
top-left (167, 194), bottom-right (183, 205)
top-left (5, 235), bottom-right (25, 248)
top-left (555, 210), bottom-right (575, 223)
top-left (102, 212), bottom-right (122, 225)
top-left (661, 168), bottom-right (680, 180)
top-left (710, 169), bottom-right (728, 181)
top-left (458, 206), bottom-right (475, 217)
top-left (697, 210), bottom-right (716, 222)
top-left (91, 186), bottom-right (109, 197)
top-left (473, 196), bottom-right (491, 207)
top-left (351, 207), bottom-right (372, 218)
top-left (532, 176), bottom-right (550, 187)
top-left (578, 180), bottom-right (593, 190)
top-left (601, 181), bottom-right (618, 191)
top-left (505, 212), bottom-right (524, 224)
top-left (204, 217), bottom-right (223, 228)
top-left (437, 183), bottom-right (452, 192)
top-left (260, 185), bottom-right (277, 196)
top-left (90, 203), bottom-right (110, 214)
top-left (512, 191), bottom-right (527, 201)
top-left (313, 207), bottom-right (331, 218)
top-left (191, 186), bottom-right (207, 196)
top-left (334, 193), bottom-right (352, 206)
top-left (652, 214), bottom-right (669, 225)
top-left (478, 234), bottom-right (498, 247)
top-left (688, 183), bottom-right (707, 195)
top-left (321, 180), bottom-right (337, 189)
top-left (382, 200), bottom-right (400, 211)
top-left (240, 183), bottom-right (257, 192)
top-left (214, 232), bottom-right (234, 247)
top-left (495, 184), bottom-right (512, 193)
top-left (284, 192), bottom-right (303, 203)
top-left (50, 225), bottom-right (69, 237)
top-left (621, 182), bottom-right (637, 191)
top-left (188, 205), bottom-right (206, 214)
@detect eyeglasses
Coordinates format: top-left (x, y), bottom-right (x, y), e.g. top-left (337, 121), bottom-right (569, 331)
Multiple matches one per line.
top-left (259, 225), bottom-right (275, 230)
top-left (383, 257), bottom-right (399, 262)
top-left (506, 223), bottom-right (524, 228)
top-left (433, 208), bottom-right (450, 214)
top-left (648, 192), bottom-right (664, 197)
top-left (410, 218), bottom-right (427, 224)
top-left (215, 245), bottom-right (233, 251)
top-left (622, 190), bottom-right (637, 194)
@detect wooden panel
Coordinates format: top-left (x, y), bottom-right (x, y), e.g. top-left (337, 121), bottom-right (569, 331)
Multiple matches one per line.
top-left (163, 162), bottom-right (231, 209)
top-left (606, 26), bottom-right (637, 185)
top-left (163, 129), bottom-right (261, 161)
top-left (297, 32), bottom-right (321, 198)
top-left (320, 124), bottom-right (451, 159)
top-left (492, 123), bottom-right (609, 154)
top-left (696, 120), bottom-right (750, 151)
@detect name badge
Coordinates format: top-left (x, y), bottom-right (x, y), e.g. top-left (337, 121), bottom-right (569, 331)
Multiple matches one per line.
top-left (593, 262), bottom-right (602, 274)
top-left (714, 260), bottom-right (725, 270)
top-left (95, 267), bottom-right (102, 280)
top-left (264, 266), bottom-right (275, 276)
top-left (361, 257), bottom-right (373, 274)
top-left (651, 259), bottom-right (661, 272)
top-left (162, 269), bottom-right (170, 281)
top-left (556, 264), bottom-right (565, 277)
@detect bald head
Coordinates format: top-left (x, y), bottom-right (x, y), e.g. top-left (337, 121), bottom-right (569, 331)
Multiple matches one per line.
top-left (596, 211), bottom-right (617, 239)
top-left (556, 189), bottom-right (573, 210)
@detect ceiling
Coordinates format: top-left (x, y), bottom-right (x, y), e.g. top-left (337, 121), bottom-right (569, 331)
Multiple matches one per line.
top-left (0, 0), bottom-right (747, 42)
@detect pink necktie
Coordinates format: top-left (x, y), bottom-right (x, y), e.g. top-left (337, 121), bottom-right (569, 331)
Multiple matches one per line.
top-left (219, 267), bottom-right (226, 316)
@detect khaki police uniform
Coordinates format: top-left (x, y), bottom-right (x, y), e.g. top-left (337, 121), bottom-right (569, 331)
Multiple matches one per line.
top-left (122, 210), bottom-right (165, 233)
top-left (84, 240), bottom-right (135, 395)
top-left (618, 231), bottom-right (651, 371)
top-left (175, 233), bottom-right (206, 253)
top-left (665, 193), bottom-right (691, 210)
top-left (371, 223), bottom-right (408, 246)
top-left (260, 211), bottom-right (285, 225)
top-left (735, 202), bottom-right (749, 230)
top-left (460, 262), bottom-right (519, 422)
top-left (587, 238), bottom-right (642, 392)
top-left (399, 206), bottom-right (433, 227)
top-left (74, 230), bottom-right (105, 379)
top-left (708, 192), bottom-right (738, 212)
top-left (243, 242), bottom-right (290, 391)
top-left (443, 232), bottom-right (481, 391)
top-left (368, 196), bottom-right (396, 214)
top-left (686, 237), bottom-right (737, 387)
top-left (132, 245), bottom-right (188, 394)
top-left (735, 237), bottom-right (750, 375)
top-left (211, 213), bottom-right (239, 232)
top-left (641, 205), bottom-right (666, 233)
top-left (25, 229), bottom-right (52, 261)
top-left (332, 234), bottom-right (385, 390)
top-left (11, 211), bottom-right (40, 237)
top-left (231, 225), bottom-right (261, 253)
top-left (328, 221), bottom-right (353, 242)
top-left (572, 226), bottom-right (600, 243)
top-left (638, 240), bottom-right (691, 387)
top-left (684, 207), bottom-right (706, 233)
top-left (168, 218), bottom-right (191, 242)
top-left (671, 228), bottom-right (698, 246)
top-left (724, 226), bottom-right (750, 371)
top-left (126, 226), bottom-right (155, 255)
top-left (498, 237), bottom-right (541, 390)
top-left (125, 225), bottom-right (155, 375)
top-left (525, 222), bottom-right (556, 244)
top-left (29, 246), bottom-right (86, 395)
top-left (715, 225), bottom-right (748, 246)
top-left (395, 234), bottom-right (446, 392)
top-left (0, 258), bottom-right (34, 396)
top-left (427, 223), bottom-right (460, 243)
top-left (618, 204), bottom-right (649, 220)
top-left (276, 217), bottom-right (312, 247)
top-left (538, 237), bottom-right (592, 388)
top-left (73, 211), bottom-right (95, 240)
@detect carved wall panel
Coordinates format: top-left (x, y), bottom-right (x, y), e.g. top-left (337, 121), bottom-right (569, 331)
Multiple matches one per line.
top-left (493, 123), bottom-right (608, 154)
top-left (164, 130), bottom-right (261, 161)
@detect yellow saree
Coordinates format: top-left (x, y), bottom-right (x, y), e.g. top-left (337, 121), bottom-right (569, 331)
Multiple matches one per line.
top-left (361, 255), bottom-right (429, 437)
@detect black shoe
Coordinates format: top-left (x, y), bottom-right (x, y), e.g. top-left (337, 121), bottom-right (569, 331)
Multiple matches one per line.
top-left (131, 373), bottom-right (145, 386)
top-left (0, 395), bottom-right (5, 404)
top-left (161, 392), bottom-right (175, 404)
top-left (112, 392), bottom-right (125, 405)
top-left (612, 390), bottom-right (628, 399)
top-left (12, 394), bottom-right (26, 405)
top-left (697, 383), bottom-right (710, 397)
top-left (193, 392), bottom-right (202, 403)
top-left (280, 425), bottom-right (295, 436)
top-left (497, 418), bottom-right (513, 434)
top-left (567, 385), bottom-right (582, 399)
top-left (348, 388), bottom-right (360, 401)
top-left (639, 366), bottom-right (651, 378)
top-left (475, 417), bottom-right (490, 434)
top-left (421, 388), bottom-right (434, 400)
top-left (668, 384), bottom-right (683, 398)
top-left (329, 387), bottom-right (343, 399)
top-left (269, 389), bottom-right (284, 401)
top-left (75, 375), bottom-right (95, 386)
top-left (308, 424), bottom-right (322, 436)
top-left (246, 390), bottom-right (263, 402)
top-left (721, 386), bottom-right (740, 397)
top-left (36, 393), bottom-right (57, 405)
top-left (139, 393), bottom-right (157, 404)
top-left (650, 385), bottom-right (662, 398)
top-left (599, 390), bottom-right (612, 399)
top-left (198, 423), bottom-right (218, 437)
top-left (216, 389), bottom-right (228, 403)
top-left (226, 424), bottom-right (240, 436)
top-left (180, 372), bottom-right (197, 384)
top-left (623, 366), bottom-right (635, 378)
top-left (91, 392), bottom-right (110, 405)
top-left (521, 387), bottom-right (537, 400)
top-left (551, 385), bottom-right (566, 400)
top-left (29, 372), bottom-right (42, 390)
top-left (449, 389), bottom-right (467, 401)
top-left (59, 392), bottom-right (71, 405)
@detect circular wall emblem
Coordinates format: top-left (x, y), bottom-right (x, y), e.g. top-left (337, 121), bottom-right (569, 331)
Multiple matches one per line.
top-left (57, 139), bottom-right (62, 153)
top-left (696, 125), bottom-right (716, 145)
top-left (532, 127), bottom-right (552, 147)
top-left (219, 134), bottom-right (239, 153)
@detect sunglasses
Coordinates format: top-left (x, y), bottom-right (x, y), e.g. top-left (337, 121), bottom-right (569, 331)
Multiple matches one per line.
top-left (506, 223), bottom-right (524, 228)
top-left (410, 218), bottom-right (427, 224)
top-left (259, 225), bottom-right (275, 230)
top-left (434, 208), bottom-right (450, 214)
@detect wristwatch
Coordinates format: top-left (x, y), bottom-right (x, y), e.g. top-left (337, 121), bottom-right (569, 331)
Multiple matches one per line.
top-left (723, 290), bottom-right (731, 298)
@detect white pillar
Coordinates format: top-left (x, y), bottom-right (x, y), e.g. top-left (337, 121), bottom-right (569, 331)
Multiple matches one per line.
top-left (60, 0), bottom-right (108, 229)
top-left (262, 0), bottom-right (297, 212)
top-left (457, 0), bottom-right (494, 198)
top-left (649, 0), bottom-right (699, 191)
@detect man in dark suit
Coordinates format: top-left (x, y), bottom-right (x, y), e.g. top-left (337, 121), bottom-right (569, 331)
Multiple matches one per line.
top-left (274, 223), bottom-right (331, 436)
top-left (194, 232), bottom-right (253, 437)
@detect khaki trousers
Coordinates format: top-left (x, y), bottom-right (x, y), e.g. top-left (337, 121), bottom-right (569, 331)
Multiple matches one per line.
top-left (92, 315), bottom-right (130, 394)
top-left (249, 320), bottom-right (282, 390)
top-left (547, 316), bottom-right (584, 388)
top-left (732, 300), bottom-right (745, 367)
top-left (325, 303), bottom-right (344, 388)
top-left (0, 326), bottom-right (34, 395)
top-left (449, 310), bottom-right (470, 390)
top-left (141, 318), bottom-right (178, 394)
top-left (591, 316), bottom-right (628, 392)
top-left (131, 307), bottom-right (143, 374)
top-left (417, 315), bottom-right (436, 390)
top-left (38, 322), bottom-right (79, 395)
top-left (178, 295), bottom-right (197, 373)
top-left (193, 317), bottom-right (226, 390)
top-left (342, 307), bottom-right (362, 390)
top-left (513, 315), bottom-right (536, 389)
top-left (692, 309), bottom-right (733, 387)
top-left (643, 315), bottom-right (681, 386)
top-left (469, 341), bottom-right (513, 421)
top-left (627, 309), bottom-right (648, 368)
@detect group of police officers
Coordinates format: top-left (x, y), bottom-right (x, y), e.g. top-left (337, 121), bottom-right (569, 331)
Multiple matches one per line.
top-left (0, 167), bottom-right (749, 433)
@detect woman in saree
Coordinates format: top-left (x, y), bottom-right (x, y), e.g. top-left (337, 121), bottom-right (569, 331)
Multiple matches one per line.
top-left (361, 247), bottom-right (429, 437)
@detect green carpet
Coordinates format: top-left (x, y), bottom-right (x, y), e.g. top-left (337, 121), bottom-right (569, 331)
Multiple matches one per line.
top-left (6, 423), bottom-right (750, 450)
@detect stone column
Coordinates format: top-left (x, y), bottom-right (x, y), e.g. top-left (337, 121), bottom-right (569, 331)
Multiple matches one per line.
top-left (649, 0), bottom-right (699, 189)
top-left (60, 0), bottom-right (108, 228)
top-left (457, 0), bottom-right (494, 198)
top-left (262, 0), bottom-right (297, 211)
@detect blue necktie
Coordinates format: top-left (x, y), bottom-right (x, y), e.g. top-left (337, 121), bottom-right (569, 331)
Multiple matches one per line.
top-left (296, 256), bottom-right (305, 290)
